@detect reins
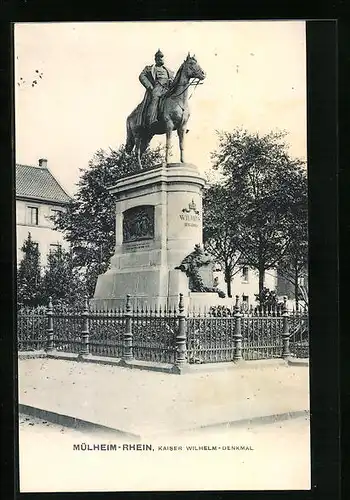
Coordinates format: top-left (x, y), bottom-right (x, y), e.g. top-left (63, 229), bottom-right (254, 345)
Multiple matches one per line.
top-left (162, 61), bottom-right (203, 99)
top-left (170, 78), bottom-right (202, 99)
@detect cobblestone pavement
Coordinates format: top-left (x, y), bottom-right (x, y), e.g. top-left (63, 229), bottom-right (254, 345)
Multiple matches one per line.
top-left (19, 358), bottom-right (310, 437)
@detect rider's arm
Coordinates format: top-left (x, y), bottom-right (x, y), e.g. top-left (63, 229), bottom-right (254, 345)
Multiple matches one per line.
top-left (139, 67), bottom-right (154, 91)
top-left (167, 68), bottom-right (175, 84)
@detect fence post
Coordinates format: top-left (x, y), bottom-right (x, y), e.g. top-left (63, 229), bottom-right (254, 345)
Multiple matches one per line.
top-left (123, 294), bottom-right (133, 360)
top-left (235, 295), bottom-right (239, 313)
top-left (79, 296), bottom-right (90, 356)
top-left (46, 296), bottom-right (54, 352)
top-left (233, 297), bottom-right (243, 362)
top-left (175, 293), bottom-right (187, 368)
top-left (282, 296), bottom-right (291, 359)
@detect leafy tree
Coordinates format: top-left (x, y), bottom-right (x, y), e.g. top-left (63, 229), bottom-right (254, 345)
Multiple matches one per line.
top-left (53, 145), bottom-right (164, 296)
top-left (203, 184), bottom-right (243, 297)
top-left (211, 128), bottom-right (308, 295)
top-left (255, 288), bottom-right (279, 307)
top-left (41, 247), bottom-right (86, 306)
top-left (17, 232), bottom-right (42, 306)
top-left (277, 219), bottom-right (308, 309)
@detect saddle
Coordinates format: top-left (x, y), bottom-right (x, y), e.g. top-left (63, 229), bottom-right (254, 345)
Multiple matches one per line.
top-left (153, 97), bottom-right (189, 133)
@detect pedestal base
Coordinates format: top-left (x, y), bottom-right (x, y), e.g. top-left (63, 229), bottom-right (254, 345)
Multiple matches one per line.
top-left (92, 163), bottom-right (207, 311)
top-left (91, 268), bottom-right (190, 311)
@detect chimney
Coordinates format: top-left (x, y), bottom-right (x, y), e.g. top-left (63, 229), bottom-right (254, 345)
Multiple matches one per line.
top-left (38, 158), bottom-right (47, 168)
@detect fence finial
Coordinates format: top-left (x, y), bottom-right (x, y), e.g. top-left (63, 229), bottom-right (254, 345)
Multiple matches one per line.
top-left (235, 295), bottom-right (239, 313)
top-left (179, 293), bottom-right (184, 314)
top-left (126, 294), bottom-right (131, 313)
top-left (84, 295), bottom-right (89, 312)
top-left (46, 296), bottom-right (54, 352)
top-left (282, 296), bottom-right (290, 359)
top-left (233, 300), bottom-right (242, 361)
top-left (175, 293), bottom-right (187, 369)
top-left (123, 294), bottom-right (133, 361)
top-left (79, 294), bottom-right (90, 357)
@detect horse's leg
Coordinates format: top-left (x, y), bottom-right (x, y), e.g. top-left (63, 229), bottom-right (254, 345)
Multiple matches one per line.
top-left (125, 117), bottom-right (135, 154)
top-left (140, 136), bottom-right (150, 157)
top-left (135, 135), bottom-right (142, 169)
top-left (177, 125), bottom-right (186, 163)
top-left (165, 121), bottom-right (173, 165)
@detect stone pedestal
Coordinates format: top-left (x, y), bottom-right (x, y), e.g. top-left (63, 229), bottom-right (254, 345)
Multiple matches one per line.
top-left (91, 163), bottom-right (206, 310)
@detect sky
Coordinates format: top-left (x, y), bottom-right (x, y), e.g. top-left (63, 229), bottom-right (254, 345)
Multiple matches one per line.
top-left (14, 21), bottom-right (307, 196)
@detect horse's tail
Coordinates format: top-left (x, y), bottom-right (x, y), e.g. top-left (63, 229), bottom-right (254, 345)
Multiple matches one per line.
top-left (125, 116), bottom-right (135, 154)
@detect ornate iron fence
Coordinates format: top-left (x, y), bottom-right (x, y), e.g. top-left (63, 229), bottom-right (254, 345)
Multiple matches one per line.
top-left (17, 295), bottom-right (309, 365)
top-left (89, 309), bottom-right (124, 358)
top-left (187, 312), bottom-right (236, 363)
top-left (289, 312), bottom-right (309, 358)
top-left (17, 306), bottom-right (47, 351)
top-left (53, 305), bottom-right (82, 353)
top-left (241, 313), bottom-right (283, 360)
top-left (186, 307), bottom-right (285, 363)
top-left (132, 305), bottom-right (177, 364)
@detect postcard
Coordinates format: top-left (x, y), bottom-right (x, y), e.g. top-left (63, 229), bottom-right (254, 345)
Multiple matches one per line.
top-left (15, 20), bottom-right (311, 492)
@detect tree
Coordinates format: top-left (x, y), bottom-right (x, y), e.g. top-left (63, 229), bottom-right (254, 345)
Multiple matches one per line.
top-left (41, 247), bottom-right (86, 306)
top-left (17, 233), bottom-right (42, 306)
top-left (255, 288), bottom-right (279, 307)
top-left (203, 184), bottom-right (243, 297)
top-left (277, 216), bottom-right (308, 309)
top-left (211, 128), bottom-right (308, 295)
top-left (53, 145), bottom-right (164, 296)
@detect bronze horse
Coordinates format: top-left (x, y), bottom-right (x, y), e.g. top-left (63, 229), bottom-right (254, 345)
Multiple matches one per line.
top-left (125, 54), bottom-right (206, 168)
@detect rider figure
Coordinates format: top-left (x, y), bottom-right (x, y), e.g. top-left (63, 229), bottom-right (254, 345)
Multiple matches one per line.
top-left (139, 49), bottom-right (174, 127)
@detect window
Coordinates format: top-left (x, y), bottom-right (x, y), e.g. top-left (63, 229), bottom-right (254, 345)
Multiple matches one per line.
top-left (27, 206), bottom-right (39, 225)
top-left (241, 266), bottom-right (249, 283)
top-left (49, 243), bottom-right (62, 254)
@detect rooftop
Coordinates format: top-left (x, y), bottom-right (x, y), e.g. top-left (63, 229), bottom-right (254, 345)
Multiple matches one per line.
top-left (16, 160), bottom-right (72, 204)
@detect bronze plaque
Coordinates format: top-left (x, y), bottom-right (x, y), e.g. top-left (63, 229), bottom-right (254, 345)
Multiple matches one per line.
top-left (122, 205), bottom-right (155, 243)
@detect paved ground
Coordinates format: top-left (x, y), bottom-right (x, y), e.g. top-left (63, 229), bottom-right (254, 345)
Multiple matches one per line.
top-left (19, 357), bottom-right (310, 437)
top-left (18, 413), bottom-right (311, 492)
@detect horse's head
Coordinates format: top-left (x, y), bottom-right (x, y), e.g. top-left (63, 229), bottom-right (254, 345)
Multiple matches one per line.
top-left (183, 53), bottom-right (206, 81)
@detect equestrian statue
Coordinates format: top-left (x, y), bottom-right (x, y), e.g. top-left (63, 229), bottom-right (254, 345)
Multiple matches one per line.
top-left (125, 50), bottom-right (206, 168)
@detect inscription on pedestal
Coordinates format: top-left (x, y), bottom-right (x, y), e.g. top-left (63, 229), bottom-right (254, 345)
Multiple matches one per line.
top-left (179, 199), bottom-right (201, 228)
top-left (123, 241), bottom-right (152, 252)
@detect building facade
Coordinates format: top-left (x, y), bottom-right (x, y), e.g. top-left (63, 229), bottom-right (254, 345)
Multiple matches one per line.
top-left (16, 158), bottom-right (71, 267)
top-left (212, 265), bottom-right (278, 308)
top-left (276, 268), bottom-right (309, 310)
